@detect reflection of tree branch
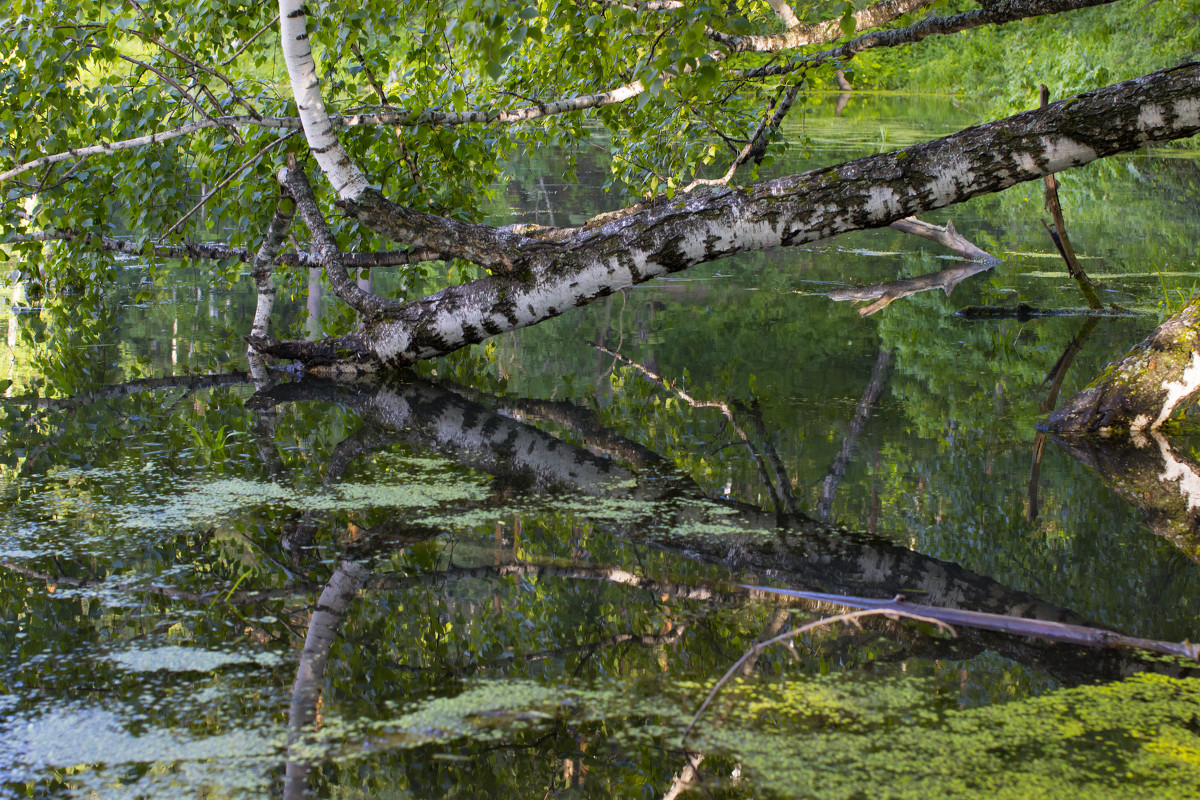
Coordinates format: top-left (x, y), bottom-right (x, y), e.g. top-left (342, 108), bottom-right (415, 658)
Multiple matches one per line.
top-left (250, 376), bottom-right (1200, 685)
top-left (590, 342), bottom-right (788, 515)
top-left (1039, 317), bottom-right (1101, 414)
top-left (383, 628), bottom-right (687, 677)
top-left (227, 562), bottom-right (726, 606)
top-left (828, 260), bottom-right (994, 316)
top-left (742, 400), bottom-right (798, 515)
top-left (1, 371), bottom-right (251, 410)
top-left (817, 349), bottom-right (893, 522)
top-left (0, 559), bottom-right (217, 602)
top-left (1029, 317), bottom-right (1100, 521)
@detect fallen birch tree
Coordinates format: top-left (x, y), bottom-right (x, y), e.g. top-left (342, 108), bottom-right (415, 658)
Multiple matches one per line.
top-left (2, 0), bottom-right (1199, 424)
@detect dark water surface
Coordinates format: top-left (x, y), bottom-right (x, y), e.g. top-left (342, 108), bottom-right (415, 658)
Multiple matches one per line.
top-left (2, 94), bottom-right (1200, 798)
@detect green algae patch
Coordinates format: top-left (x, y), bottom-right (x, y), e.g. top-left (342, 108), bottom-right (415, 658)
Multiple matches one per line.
top-left (106, 645), bottom-right (285, 673)
top-left (109, 473), bottom-right (491, 532)
top-left (295, 679), bottom-right (688, 761)
top-left (696, 672), bottom-right (1200, 799)
top-left (0, 705), bottom-right (281, 799)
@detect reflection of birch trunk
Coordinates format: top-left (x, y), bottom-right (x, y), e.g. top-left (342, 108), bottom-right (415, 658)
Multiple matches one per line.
top-left (817, 349), bottom-right (893, 521)
top-left (284, 559), bottom-right (371, 800)
top-left (306, 267), bottom-right (323, 341)
top-left (1050, 431), bottom-right (1200, 561)
top-left (253, 377), bottom-right (1086, 624)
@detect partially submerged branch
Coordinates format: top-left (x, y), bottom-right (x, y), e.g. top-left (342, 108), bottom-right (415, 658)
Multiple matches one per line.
top-left (888, 217), bottom-right (993, 261)
top-left (745, 585), bottom-right (1200, 661)
top-left (1039, 84), bottom-right (1104, 310)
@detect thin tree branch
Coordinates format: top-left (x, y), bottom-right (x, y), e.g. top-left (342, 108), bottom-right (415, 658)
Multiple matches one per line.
top-left (682, 606), bottom-right (953, 742)
top-left (0, 0), bottom-right (1124, 186)
top-left (278, 164), bottom-right (403, 317)
top-left (737, 0), bottom-right (1123, 80)
top-left (5, 229), bottom-right (448, 268)
top-left (219, 14), bottom-right (280, 67)
top-left (161, 131), bottom-right (294, 238)
top-left (709, 0), bottom-right (930, 52)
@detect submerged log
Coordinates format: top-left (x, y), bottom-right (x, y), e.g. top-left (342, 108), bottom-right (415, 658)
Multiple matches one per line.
top-left (1048, 293), bottom-right (1200, 433)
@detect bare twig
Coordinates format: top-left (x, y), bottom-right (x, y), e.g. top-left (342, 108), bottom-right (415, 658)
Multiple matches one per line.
top-left (161, 131), bottom-right (294, 238)
top-left (744, 586), bottom-right (1200, 661)
top-left (682, 605), bottom-right (953, 742)
top-left (889, 216), bottom-right (993, 260)
top-left (1039, 84), bottom-right (1103, 310)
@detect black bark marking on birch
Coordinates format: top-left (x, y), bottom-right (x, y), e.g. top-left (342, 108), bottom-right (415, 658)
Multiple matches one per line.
top-left (461, 322), bottom-right (482, 343)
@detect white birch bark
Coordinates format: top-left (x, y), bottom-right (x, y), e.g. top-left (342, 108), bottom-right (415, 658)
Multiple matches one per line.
top-left (278, 0), bottom-right (371, 201)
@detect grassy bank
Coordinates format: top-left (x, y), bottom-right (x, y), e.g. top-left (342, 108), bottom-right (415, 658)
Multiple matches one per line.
top-left (854, 0), bottom-right (1200, 114)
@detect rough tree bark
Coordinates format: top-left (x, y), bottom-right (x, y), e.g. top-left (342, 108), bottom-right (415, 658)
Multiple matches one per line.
top-left (250, 61), bottom-right (1200, 374)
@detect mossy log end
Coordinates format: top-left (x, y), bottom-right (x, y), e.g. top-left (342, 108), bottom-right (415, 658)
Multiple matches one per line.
top-left (1047, 294), bottom-right (1200, 434)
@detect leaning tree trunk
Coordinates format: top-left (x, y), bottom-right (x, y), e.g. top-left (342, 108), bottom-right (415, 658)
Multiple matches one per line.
top-left (1048, 294), bottom-right (1200, 433)
top-left (251, 62), bottom-right (1200, 374)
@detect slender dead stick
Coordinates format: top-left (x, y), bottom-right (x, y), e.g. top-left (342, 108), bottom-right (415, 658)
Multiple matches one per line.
top-left (1039, 84), bottom-right (1103, 310)
top-left (743, 585), bottom-right (1200, 661)
top-left (681, 604), bottom-right (953, 743)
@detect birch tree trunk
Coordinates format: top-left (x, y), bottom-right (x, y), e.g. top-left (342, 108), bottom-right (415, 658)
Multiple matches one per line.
top-left (250, 62), bottom-right (1200, 374)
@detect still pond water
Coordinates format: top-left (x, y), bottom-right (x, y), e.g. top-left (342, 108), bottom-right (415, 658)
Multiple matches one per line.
top-left (2, 94), bottom-right (1200, 798)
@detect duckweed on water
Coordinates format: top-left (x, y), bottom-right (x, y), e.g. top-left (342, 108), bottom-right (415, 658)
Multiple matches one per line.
top-left (110, 474), bottom-right (492, 532)
top-left (0, 705), bottom-right (280, 797)
top-left (697, 672), bottom-right (1200, 799)
top-left (105, 645), bottom-right (285, 673)
top-left (296, 680), bottom-right (687, 761)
